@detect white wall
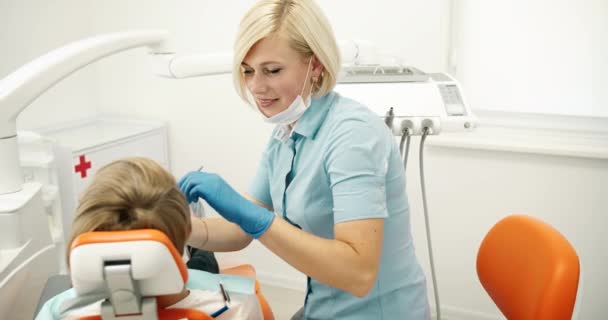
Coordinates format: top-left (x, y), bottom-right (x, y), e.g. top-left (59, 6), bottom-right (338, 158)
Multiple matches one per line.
top-left (5, 1), bottom-right (606, 319)
top-left (1, 0), bottom-right (100, 129)
top-left (450, 0), bottom-right (608, 117)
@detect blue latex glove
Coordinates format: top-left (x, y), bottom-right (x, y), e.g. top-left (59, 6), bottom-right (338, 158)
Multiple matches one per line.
top-left (178, 171), bottom-right (274, 239)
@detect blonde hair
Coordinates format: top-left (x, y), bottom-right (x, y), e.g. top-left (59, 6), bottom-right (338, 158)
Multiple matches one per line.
top-left (233, 0), bottom-right (341, 103)
top-left (67, 157), bottom-right (191, 267)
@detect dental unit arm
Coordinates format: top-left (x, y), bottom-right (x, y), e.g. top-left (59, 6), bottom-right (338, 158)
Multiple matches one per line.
top-left (147, 39), bottom-right (389, 79)
top-left (0, 30), bottom-right (239, 195)
top-left (0, 30), bottom-right (171, 194)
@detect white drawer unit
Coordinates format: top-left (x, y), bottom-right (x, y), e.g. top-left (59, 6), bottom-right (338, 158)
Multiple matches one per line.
top-left (19, 116), bottom-right (169, 273)
top-left (46, 120), bottom-right (170, 205)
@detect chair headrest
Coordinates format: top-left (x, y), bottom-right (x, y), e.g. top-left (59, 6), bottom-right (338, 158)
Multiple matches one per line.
top-left (69, 229), bottom-right (188, 297)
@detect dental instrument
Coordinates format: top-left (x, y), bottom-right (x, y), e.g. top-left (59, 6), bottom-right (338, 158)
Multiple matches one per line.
top-left (189, 165), bottom-right (207, 218)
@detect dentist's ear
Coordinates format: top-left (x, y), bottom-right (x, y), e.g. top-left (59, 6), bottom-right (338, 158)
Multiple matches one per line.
top-left (311, 55), bottom-right (325, 78)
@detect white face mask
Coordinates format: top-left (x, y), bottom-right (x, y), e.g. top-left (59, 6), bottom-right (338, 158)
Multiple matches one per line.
top-left (254, 58), bottom-right (314, 125)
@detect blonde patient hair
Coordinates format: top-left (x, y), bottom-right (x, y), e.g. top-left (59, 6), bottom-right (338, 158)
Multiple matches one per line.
top-left (233, 0), bottom-right (341, 103)
top-left (67, 157), bottom-right (191, 267)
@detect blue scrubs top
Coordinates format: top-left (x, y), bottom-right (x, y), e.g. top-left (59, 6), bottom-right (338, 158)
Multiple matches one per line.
top-left (249, 91), bottom-right (430, 319)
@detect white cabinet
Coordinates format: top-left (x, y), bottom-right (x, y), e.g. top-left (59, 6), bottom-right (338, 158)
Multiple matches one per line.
top-left (19, 116), bottom-right (169, 272)
top-left (44, 118), bottom-right (170, 205)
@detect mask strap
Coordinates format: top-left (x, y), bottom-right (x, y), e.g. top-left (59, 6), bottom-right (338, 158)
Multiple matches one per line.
top-left (300, 57), bottom-right (313, 97)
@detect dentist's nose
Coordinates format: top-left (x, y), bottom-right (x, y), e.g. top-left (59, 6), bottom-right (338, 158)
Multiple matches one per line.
top-left (247, 72), bottom-right (268, 94)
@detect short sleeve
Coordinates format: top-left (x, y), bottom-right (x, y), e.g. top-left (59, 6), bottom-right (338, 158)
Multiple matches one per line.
top-left (324, 119), bottom-right (389, 223)
top-left (248, 149), bottom-right (273, 208)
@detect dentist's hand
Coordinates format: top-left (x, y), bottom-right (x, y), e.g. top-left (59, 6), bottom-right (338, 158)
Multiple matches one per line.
top-left (178, 171), bottom-right (274, 239)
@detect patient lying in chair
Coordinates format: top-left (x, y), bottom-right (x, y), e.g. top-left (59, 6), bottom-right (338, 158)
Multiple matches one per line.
top-left (61, 157), bottom-right (263, 319)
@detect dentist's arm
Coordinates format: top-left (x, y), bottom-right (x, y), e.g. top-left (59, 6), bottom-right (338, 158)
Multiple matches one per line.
top-left (187, 194), bottom-right (271, 252)
top-left (188, 217), bottom-right (251, 252)
top-left (179, 172), bottom-right (382, 297)
top-left (259, 215), bottom-right (383, 298)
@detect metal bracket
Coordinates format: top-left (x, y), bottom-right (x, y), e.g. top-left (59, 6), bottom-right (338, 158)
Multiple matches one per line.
top-left (99, 261), bottom-right (157, 320)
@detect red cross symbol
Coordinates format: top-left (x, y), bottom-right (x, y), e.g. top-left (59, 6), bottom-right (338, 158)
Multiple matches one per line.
top-left (74, 155), bottom-right (92, 178)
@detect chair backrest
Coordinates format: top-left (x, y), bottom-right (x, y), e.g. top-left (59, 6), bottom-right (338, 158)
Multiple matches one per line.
top-left (476, 214), bottom-right (580, 320)
top-left (69, 229), bottom-right (212, 320)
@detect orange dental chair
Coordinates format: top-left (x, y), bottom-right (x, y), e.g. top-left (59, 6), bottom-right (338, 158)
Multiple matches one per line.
top-left (477, 214), bottom-right (580, 320)
top-left (37, 229), bottom-right (274, 320)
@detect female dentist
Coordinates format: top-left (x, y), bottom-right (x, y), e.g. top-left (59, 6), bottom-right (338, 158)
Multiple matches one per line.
top-left (179, 0), bottom-right (430, 318)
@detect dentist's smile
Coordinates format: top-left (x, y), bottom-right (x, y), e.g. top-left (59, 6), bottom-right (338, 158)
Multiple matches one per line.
top-left (257, 98), bottom-right (279, 108)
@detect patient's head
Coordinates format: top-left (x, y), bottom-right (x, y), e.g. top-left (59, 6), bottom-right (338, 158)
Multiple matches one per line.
top-left (67, 157), bottom-right (191, 265)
